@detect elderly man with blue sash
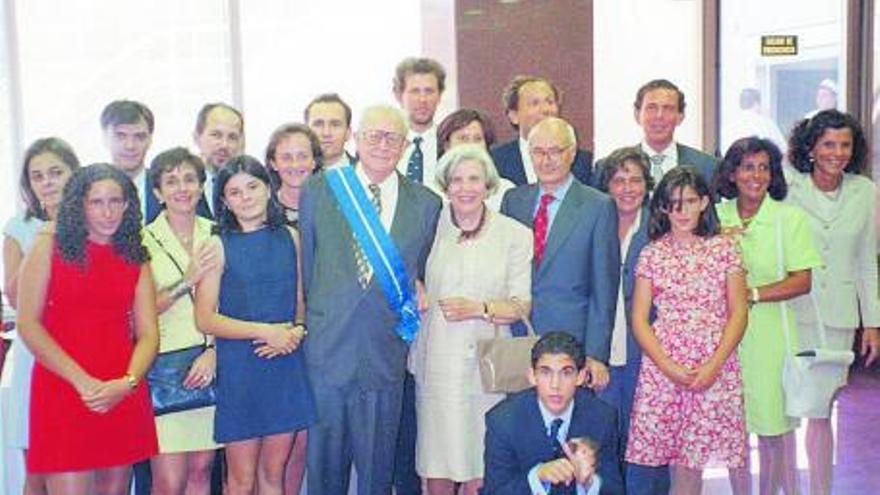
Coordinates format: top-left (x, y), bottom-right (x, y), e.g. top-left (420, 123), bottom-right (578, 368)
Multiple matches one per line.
top-left (299, 104), bottom-right (442, 495)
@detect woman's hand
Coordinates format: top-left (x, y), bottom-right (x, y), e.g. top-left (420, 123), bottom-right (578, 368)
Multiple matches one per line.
top-left (415, 280), bottom-right (428, 313)
top-left (661, 360), bottom-right (696, 387)
top-left (861, 327), bottom-right (880, 367)
top-left (438, 297), bottom-right (482, 322)
top-left (183, 347), bottom-right (217, 389)
top-left (185, 242), bottom-right (222, 286)
top-left (81, 378), bottom-right (132, 414)
top-left (688, 359), bottom-right (723, 391)
top-left (253, 323), bottom-right (305, 359)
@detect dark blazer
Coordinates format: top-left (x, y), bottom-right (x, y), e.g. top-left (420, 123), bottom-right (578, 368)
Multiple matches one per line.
top-left (482, 388), bottom-right (624, 495)
top-left (299, 171), bottom-right (441, 389)
top-left (491, 139), bottom-right (594, 186)
top-left (591, 143), bottom-right (718, 188)
top-left (620, 207), bottom-right (651, 372)
top-left (500, 180), bottom-right (619, 361)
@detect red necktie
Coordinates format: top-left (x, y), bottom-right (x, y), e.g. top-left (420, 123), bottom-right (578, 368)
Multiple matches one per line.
top-left (533, 193), bottom-right (555, 265)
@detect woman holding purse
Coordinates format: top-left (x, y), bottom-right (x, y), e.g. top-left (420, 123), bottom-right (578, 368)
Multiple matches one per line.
top-left (407, 145), bottom-right (532, 495)
top-left (785, 110), bottom-right (880, 495)
top-left (144, 148), bottom-right (221, 495)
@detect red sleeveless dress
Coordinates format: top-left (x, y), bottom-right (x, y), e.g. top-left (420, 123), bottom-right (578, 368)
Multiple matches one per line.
top-left (28, 241), bottom-right (157, 472)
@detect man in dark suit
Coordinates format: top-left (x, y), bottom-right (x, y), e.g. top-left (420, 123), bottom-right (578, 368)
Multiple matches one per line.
top-left (299, 104), bottom-right (442, 495)
top-left (100, 100), bottom-right (161, 223)
top-left (593, 79), bottom-right (717, 187)
top-left (500, 117), bottom-right (619, 388)
top-left (192, 102), bottom-right (244, 216)
top-left (491, 76), bottom-right (593, 186)
top-left (304, 92), bottom-right (356, 168)
top-left (483, 331), bottom-right (624, 494)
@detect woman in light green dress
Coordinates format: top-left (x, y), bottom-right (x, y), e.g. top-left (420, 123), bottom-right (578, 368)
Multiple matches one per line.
top-left (144, 148), bottom-right (221, 495)
top-left (713, 137), bottom-right (822, 495)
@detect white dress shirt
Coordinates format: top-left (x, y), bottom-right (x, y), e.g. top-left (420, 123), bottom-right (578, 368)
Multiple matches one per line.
top-left (527, 398), bottom-right (601, 495)
top-left (519, 136), bottom-right (538, 184)
top-left (397, 124), bottom-right (438, 189)
top-left (640, 141), bottom-right (679, 181)
top-left (610, 213), bottom-right (642, 366)
top-left (355, 162), bottom-right (399, 232)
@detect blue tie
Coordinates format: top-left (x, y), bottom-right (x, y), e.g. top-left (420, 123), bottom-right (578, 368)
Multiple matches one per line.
top-left (549, 418), bottom-right (564, 457)
top-left (406, 136), bottom-right (423, 183)
top-left (548, 418), bottom-right (575, 495)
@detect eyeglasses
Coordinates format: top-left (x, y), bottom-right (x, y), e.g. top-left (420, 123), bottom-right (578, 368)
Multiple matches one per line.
top-left (360, 130), bottom-right (406, 148)
top-left (530, 144), bottom-right (573, 162)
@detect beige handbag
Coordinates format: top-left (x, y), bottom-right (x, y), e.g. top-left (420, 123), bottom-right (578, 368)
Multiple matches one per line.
top-left (477, 298), bottom-right (538, 394)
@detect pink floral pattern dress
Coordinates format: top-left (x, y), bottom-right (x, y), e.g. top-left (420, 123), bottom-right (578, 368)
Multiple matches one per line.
top-left (624, 234), bottom-right (747, 469)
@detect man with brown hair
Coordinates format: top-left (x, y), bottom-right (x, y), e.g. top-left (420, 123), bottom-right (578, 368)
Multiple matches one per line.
top-left (491, 75), bottom-right (593, 186)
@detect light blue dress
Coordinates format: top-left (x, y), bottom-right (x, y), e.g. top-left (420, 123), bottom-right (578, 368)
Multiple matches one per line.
top-left (1, 213), bottom-right (44, 448)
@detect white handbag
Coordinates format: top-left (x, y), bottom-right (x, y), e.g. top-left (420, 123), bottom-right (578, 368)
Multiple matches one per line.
top-left (774, 215), bottom-right (854, 418)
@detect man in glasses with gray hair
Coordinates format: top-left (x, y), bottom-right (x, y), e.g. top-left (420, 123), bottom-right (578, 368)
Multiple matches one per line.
top-left (299, 104), bottom-right (441, 495)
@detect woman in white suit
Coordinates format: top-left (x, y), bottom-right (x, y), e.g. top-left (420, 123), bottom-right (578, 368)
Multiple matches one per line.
top-left (785, 109), bottom-right (880, 495)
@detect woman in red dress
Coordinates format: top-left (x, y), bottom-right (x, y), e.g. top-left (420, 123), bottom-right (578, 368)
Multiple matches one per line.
top-left (17, 163), bottom-right (159, 495)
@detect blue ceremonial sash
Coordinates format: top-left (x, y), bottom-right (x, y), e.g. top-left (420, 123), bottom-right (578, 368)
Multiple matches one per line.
top-left (325, 166), bottom-right (420, 342)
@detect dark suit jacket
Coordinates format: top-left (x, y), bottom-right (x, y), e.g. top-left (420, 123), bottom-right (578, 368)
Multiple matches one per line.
top-left (500, 180), bottom-right (619, 362)
top-left (491, 139), bottom-right (594, 186)
top-left (482, 388), bottom-right (624, 495)
top-left (591, 143), bottom-right (718, 188)
top-left (620, 207), bottom-right (651, 372)
top-left (298, 171), bottom-right (441, 389)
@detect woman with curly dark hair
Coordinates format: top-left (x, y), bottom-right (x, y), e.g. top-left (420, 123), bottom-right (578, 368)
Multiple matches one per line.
top-left (785, 110), bottom-right (879, 495)
top-left (1, 137), bottom-right (79, 495)
top-left (194, 156), bottom-right (315, 495)
top-left (713, 137), bottom-right (822, 495)
top-left (16, 163), bottom-right (159, 495)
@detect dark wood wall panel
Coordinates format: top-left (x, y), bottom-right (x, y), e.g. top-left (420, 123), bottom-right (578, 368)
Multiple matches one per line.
top-left (455, 0), bottom-right (593, 149)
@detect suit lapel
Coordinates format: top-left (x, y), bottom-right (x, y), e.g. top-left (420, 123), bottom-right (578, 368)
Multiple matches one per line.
top-left (538, 185), bottom-right (582, 277)
top-left (511, 147), bottom-right (528, 185)
top-left (390, 172), bottom-right (417, 244)
top-left (624, 207), bottom-right (650, 268)
top-left (523, 392), bottom-right (555, 460)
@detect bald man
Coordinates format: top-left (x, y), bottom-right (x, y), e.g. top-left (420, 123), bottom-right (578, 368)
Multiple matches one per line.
top-left (299, 105), bottom-right (441, 495)
top-left (501, 117), bottom-right (619, 390)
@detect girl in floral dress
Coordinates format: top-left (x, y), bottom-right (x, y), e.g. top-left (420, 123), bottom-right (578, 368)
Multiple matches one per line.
top-left (625, 167), bottom-right (750, 495)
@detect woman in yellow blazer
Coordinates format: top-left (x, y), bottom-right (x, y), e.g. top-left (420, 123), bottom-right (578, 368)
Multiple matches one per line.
top-left (785, 109), bottom-right (880, 495)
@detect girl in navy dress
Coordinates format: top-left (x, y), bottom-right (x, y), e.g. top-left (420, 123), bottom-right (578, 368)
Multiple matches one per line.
top-left (194, 155), bottom-right (315, 495)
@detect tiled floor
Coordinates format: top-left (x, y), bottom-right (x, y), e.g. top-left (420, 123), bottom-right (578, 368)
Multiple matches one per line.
top-left (703, 369), bottom-right (880, 494)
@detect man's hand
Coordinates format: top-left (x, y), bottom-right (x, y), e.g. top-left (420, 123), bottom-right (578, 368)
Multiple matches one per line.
top-left (563, 438), bottom-right (597, 486)
top-left (584, 357), bottom-right (609, 390)
top-left (536, 458), bottom-right (576, 485)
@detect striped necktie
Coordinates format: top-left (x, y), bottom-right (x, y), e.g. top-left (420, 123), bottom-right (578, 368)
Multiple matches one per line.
top-left (355, 183), bottom-right (382, 288)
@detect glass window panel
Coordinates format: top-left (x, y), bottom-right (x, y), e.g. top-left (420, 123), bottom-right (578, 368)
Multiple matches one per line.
top-left (593, 0), bottom-right (704, 157)
top-left (719, 0), bottom-right (847, 157)
top-left (0, 0), bottom-right (16, 286)
top-left (15, 0), bottom-right (233, 167)
top-left (238, 0), bottom-right (422, 156)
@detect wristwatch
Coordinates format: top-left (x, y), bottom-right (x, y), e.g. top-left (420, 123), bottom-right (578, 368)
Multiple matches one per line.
top-left (124, 372), bottom-right (139, 390)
